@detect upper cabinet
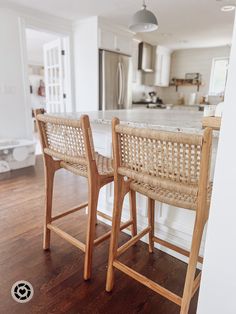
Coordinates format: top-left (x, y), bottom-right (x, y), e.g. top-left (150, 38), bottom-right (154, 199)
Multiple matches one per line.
top-left (98, 26), bottom-right (133, 56)
top-left (132, 39), bottom-right (141, 83)
top-left (141, 45), bottom-right (172, 87)
top-left (74, 17), bottom-right (134, 112)
top-left (98, 28), bottom-right (115, 51)
top-left (115, 33), bottom-right (133, 55)
top-left (154, 46), bottom-right (172, 87)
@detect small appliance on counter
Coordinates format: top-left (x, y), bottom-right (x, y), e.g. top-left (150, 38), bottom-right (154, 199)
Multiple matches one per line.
top-left (148, 92), bottom-right (165, 108)
top-left (133, 92), bottom-right (165, 109)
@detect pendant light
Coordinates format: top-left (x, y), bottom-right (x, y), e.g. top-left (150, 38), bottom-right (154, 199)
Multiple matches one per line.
top-left (129, 0), bottom-right (158, 33)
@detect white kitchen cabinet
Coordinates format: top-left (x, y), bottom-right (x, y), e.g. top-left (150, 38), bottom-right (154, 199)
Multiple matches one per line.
top-left (74, 17), bottom-right (134, 112)
top-left (115, 33), bottom-right (132, 55)
top-left (98, 28), bottom-right (115, 51)
top-left (154, 46), bottom-right (172, 87)
top-left (143, 45), bottom-right (172, 87)
top-left (155, 46), bottom-right (171, 87)
top-left (98, 27), bottom-right (133, 55)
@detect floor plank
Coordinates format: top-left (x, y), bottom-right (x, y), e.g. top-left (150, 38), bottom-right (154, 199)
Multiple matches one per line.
top-left (0, 156), bottom-right (198, 314)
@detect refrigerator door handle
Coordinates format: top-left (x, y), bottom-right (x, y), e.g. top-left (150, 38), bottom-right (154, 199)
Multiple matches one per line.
top-left (120, 62), bottom-right (125, 106)
top-left (118, 62), bottom-right (123, 106)
top-left (101, 51), bottom-right (106, 110)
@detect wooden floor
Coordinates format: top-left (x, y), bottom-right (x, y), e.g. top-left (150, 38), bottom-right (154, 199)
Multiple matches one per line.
top-left (0, 156), bottom-right (198, 314)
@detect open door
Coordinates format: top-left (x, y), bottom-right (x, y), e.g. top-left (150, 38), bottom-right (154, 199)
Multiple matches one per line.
top-left (43, 39), bottom-right (67, 113)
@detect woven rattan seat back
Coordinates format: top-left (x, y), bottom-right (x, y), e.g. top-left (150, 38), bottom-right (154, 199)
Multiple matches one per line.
top-left (36, 114), bottom-right (95, 165)
top-left (114, 124), bottom-right (210, 196)
top-left (34, 111), bottom-right (138, 281)
top-left (107, 118), bottom-right (213, 313)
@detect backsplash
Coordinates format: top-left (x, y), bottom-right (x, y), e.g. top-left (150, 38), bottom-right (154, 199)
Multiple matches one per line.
top-left (159, 46), bottom-right (230, 105)
top-left (132, 81), bottom-right (159, 102)
top-left (132, 46), bottom-right (230, 106)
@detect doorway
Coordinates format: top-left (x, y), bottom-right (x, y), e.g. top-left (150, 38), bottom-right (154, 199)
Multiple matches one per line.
top-left (25, 28), bottom-right (72, 114)
top-left (25, 28), bottom-right (72, 154)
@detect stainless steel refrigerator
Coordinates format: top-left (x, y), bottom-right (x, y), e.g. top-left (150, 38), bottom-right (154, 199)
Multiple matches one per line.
top-left (99, 50), bottom-right (132, 110)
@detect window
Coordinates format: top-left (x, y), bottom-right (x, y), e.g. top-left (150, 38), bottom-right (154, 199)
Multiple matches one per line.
top-left (209, 57), bottom-right (229, 96)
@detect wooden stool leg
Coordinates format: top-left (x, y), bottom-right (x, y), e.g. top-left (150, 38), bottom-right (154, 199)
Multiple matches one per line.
top-left (84, 186), bottom-right (99, 280)
top-left (43, 158), bottom-right (55, 250)
top-left (106, 177), bottom-right (125, 292)
top-left (180, 211), bottom-right (206, 314)
top-left (148, 198), bottom-right (155, 253)
top-left (129, 190), bottom-right (137, 237)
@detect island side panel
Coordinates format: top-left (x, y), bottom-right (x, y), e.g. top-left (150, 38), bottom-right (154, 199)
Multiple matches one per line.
top-left (91, 122), bottom-right (218, 264)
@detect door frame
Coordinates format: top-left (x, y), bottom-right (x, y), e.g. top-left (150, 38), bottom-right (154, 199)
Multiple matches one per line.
top-left (18, 16), bottom-right (75, 131)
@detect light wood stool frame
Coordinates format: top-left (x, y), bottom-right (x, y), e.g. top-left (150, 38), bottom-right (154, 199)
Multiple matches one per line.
top-left (35, 110), bottom-right (137, 280)
top-left (106, 117), bottom-right (213, 314)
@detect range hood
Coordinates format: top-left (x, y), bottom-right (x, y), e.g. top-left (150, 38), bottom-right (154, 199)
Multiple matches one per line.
top-left (138, 42), bottom-right (154, 72)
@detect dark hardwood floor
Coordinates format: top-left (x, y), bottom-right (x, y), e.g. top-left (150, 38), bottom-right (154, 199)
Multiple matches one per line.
top-left (0, 156), bottom-right (198, 314)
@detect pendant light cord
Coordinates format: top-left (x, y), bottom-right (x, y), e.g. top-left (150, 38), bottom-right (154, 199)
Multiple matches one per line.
top-left (142, 0), bottom-right (147, 9)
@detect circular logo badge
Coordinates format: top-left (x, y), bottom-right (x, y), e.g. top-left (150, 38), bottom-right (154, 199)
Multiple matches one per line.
top-left (11, 281), bottom-right (34, 303)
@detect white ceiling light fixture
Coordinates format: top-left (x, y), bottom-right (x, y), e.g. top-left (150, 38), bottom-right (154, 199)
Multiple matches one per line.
top-left (129, 0), bottom-right (158, 33)
top-left (221, 5), bottom-right (236, 12)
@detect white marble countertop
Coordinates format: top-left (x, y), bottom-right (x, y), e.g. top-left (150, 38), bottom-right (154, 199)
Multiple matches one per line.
top-left (57, 108), bottom-right (205, 134)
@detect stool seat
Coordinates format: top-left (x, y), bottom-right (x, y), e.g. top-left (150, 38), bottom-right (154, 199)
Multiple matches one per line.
top-left (60, 153), bottom-right (113, 178)
top-left (130, 181), bottom-right (213, 211)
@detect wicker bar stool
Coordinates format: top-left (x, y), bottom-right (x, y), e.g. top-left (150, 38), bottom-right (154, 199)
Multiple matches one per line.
top-left (106, 118), bottom-right (213, 314)
top-left (35, 110), bottom-right (137, 280)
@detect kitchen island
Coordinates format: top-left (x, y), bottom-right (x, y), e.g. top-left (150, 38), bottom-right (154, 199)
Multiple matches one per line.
top-left (65, 108), bottom-right (205, 133)
top-left (58, 108), bottom-right (218, 263)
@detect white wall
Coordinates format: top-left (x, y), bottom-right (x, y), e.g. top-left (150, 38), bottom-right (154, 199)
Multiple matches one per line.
top-left (197, 14), bottom-right (236, 314)
top-left (0, 5), bottom-right (75, 141)
top-left (0, 8), bottom-right (32, 139)
top-left (74, 17), bottom-right (99, 112)
top-left (132, 83), bottom-right (159, 102)
top-left (26, 28), bottom-right (58, 65)
top-left (160, 46), bottom-right (230, 105)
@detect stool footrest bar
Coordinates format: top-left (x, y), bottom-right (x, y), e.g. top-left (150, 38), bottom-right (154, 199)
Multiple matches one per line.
top-left (51, 202), bottom-right (88, 222)
top-left (94, 230), bottom-right (112, 246)
top-left (94, 219), bottom-right (134, 246)
top-left (153, 236), bottom-right (203, 264)
top-left (192, 272), bottom-right (201, 297)
top-left (117, 226), bottom-right (151, 257)
top-left (47, 224), bottom-right (86, 252)
top-left (97, 210), bottom-right (112, 222)
top-left (120, 219), bottom-right (133, 231)
top-left (113, 260), bottom-right (182, 306)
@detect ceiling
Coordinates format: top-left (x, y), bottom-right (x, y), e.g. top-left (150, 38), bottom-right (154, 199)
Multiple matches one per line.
top-left (26, 29), bottom-right (58, 65)
top-left (5, 0), bottom-right (236, 49)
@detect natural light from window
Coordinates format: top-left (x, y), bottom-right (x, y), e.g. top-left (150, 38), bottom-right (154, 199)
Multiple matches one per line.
top-left (209, 57), bottom-right (229, 96)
